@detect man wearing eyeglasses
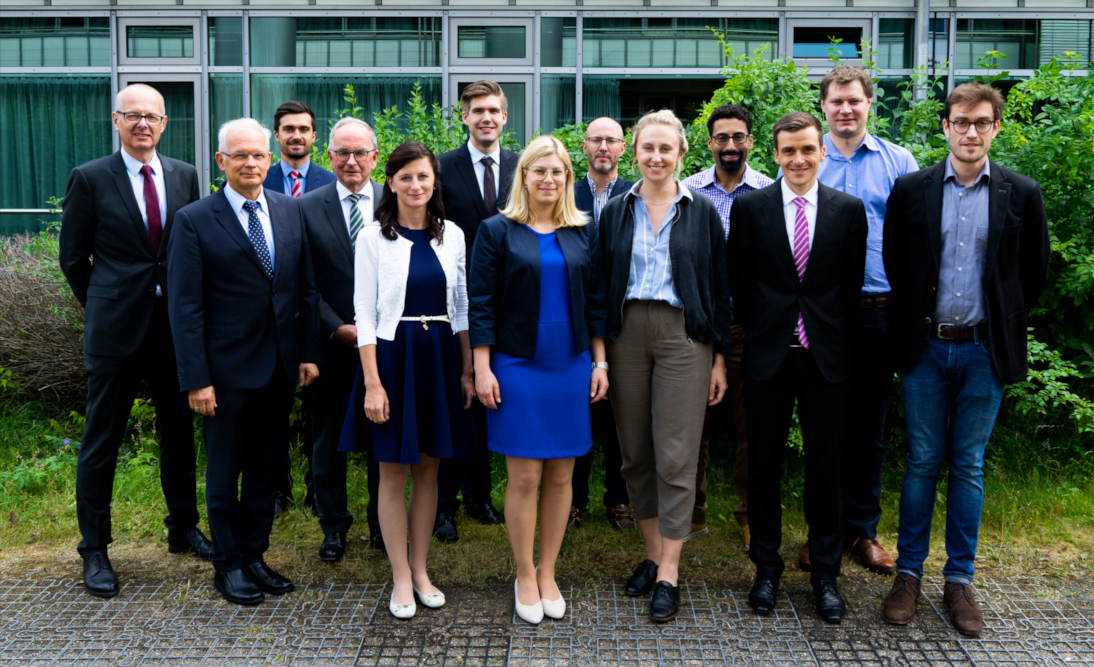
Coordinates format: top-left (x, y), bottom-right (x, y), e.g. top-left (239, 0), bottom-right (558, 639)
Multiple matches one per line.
top-left (60, 83), bottom-right (209, 598)
top-left (881, 82), bottom-right (1048, 636)
top-left (297, 117), bottom-right (385, 563)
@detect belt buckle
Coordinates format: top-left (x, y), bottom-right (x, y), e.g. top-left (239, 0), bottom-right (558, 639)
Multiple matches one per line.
top-left (936, 323), bottom-right (955, 340)
top-left (420, 315), bottom-right (429, 331)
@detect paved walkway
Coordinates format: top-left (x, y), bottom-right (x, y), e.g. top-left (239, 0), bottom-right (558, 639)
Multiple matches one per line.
top-left (1, 574), bottom-right (1091, 665)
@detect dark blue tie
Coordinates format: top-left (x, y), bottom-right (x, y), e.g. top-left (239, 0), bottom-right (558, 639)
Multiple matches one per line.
top-left (242, 200), bottom-right (273, 280)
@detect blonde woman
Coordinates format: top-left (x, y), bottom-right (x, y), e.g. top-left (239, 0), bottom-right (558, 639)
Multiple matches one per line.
top-left (468, 135), bottom-right (609, 624)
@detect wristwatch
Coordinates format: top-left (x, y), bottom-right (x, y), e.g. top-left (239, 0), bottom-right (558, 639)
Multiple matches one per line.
top-left (592, 361), bottom-right (609, 371)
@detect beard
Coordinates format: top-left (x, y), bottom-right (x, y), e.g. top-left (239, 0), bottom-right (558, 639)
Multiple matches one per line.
top-left (282, 142), bottom-right (311, 159)
top-left (589, 156), bottom-right (617, 175)
top-left (717, 149), bottom-right (747, 174)
top-left (952, 141), bottom-right (988, 163)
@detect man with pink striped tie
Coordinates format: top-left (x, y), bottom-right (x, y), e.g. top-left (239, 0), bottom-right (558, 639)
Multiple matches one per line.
top-left (727, 112), bottom-right (867, 625)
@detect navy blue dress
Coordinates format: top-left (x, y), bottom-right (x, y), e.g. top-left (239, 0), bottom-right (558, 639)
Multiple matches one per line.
top-left (487, 229), bottom-right (593, 459)
top-left (338, 229), bottom-right (472, 464)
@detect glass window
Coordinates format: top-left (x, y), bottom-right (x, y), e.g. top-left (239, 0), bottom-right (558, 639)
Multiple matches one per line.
top-left (209, 17), bottom-right (243, 67)
top-left (956, 19), bottom-right (1036, 69)
top-left (1038, 20), bottom-right (1092, 66)
top-left (583, 18), bottom-right (777, 68)
top-left (0, 18), bottom-right (109, 67)
top-left (210, 73), bottom-right (243, 185)
top-left (126, 25), bottom-right (194, 59)
top-left (250, 18), bottom-right (441, 67)
top-left (793, 27), bottom-right (861, 59)
top-left (457, 26), bottom-right (525, 59)
top-left (878, 19), bottom-right (913, 69)
top-left (541, 75), bottom-right (575, 134)
top-left (583, 76), bottom-right (723, 127)
top-left (929, 17), bottom-right (950, 68)
top-left (541, 18), bottom-right (575, 67)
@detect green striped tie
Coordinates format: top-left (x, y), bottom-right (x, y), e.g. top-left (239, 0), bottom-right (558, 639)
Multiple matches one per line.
top-left (347, 193), bottom-right (364, 250)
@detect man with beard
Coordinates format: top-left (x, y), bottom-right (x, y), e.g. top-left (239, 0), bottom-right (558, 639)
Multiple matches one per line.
top-left (567, 117), bottom-right (636, 532)
top-left (682, 104), bottom-right (772, 549)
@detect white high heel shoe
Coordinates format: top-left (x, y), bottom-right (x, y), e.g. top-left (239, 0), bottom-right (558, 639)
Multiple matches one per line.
top-left (514, 579), bottom-right (544, 624)
top-left (414, 585), bottom-right (446, 609)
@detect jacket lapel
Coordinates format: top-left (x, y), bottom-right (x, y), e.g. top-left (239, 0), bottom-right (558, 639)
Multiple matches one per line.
top-left (270, 198), bottom-right (287, 281)
top-left (801, 185), bottom-right (838, 285)
top-left (923, 166), bottom-right (945, 272)
top-left (455, 146), bottom-right (489, 220)
top-left (325, 185), bottom-right (354, 266)
top-left (212, 189), bottom-right (268, 278)
top-left (160, 157), bottom-right (182, 258)
top-left (983, 161), bottom-right (1011, 285)
top-left (762, 180), bottom-right (799, 281)
top-left (110, 152), bottom-right (154, 256)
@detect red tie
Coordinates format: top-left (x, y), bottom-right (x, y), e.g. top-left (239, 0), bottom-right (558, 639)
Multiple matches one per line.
top-left (290, 170), bottom-right (302, 198)
top-left (140, 165), bottom-right (162, 252)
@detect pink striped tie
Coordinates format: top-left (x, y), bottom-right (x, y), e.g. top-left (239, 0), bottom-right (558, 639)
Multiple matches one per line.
top-left (290, 170), bottom-right (302, 198)
top-left (792, 197), bottom-right (811, 349)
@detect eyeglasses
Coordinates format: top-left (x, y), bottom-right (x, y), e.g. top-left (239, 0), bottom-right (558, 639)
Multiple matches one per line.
top-left (118, 112), bottom-right (165, 126)
top-left (712, 133), bottom-right (750, 146)
top-left (585, 137), bottom-right (623, 147)
top-left (222, 151), bottom-right (271, 163)
top-left (525, 167), bottom-right (569, 182)
top-left (331, 149), bottom-right (378, 163)
top-left (947, 119), bottom-right (996, 134)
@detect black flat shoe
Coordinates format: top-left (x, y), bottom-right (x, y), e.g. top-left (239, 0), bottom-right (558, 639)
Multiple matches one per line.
top-left (649, 581), bottom-right (680, 622)
top-left (813, 578), bottom-right (846, 624)
top-left (318, 533), bottom-right (345, 562)
top-left (624, 559), bottom-right (659, 597)
top-left (167, 528), bottom-right (214, 560)
top-left (214, 569), bottom-right (264, 606)
top-left (82, 552), bottom-right (120, 598)
top-left (748, 575), bottom-right (779, 615)
top-left (433, 512), bottom-right (458, 543)
top-left (465, 502), bottom-right (505, 525)
top-left (243, 561), bottom-right (295, 595)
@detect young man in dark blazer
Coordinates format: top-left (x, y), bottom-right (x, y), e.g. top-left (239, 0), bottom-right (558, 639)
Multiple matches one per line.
top-left (881, 83), bottom-right (1049, 637)
top-left (59, 83), bottom-right (210, 599)
top-left (729, 112), bottom-right (867, 624)
top-left (167, 118), bottom-right (321, 606)
top-left (433, 80), bottom-right (518, 542)
top-left (262, 101), bottom-right (336, 198)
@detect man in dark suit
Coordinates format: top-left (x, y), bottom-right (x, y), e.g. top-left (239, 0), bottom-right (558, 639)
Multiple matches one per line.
top-left (880, 83), bottom-right (1049, 637)
top-left (433, 80), bottom-right (518, 542)
top-left (167, 117), bottom-right (321, 606)
top-left (729, 112), bottom-right (867, 624)
top-left (299, 116), bottom-right (385, 561)
top-left (568, 116), bottom-right (635, 532)
top-left (59, 83), bottom-right (211, 599)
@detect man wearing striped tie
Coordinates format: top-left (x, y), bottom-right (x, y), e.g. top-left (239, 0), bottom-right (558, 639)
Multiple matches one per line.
top-left (727, 112), bottom-right (867, 625)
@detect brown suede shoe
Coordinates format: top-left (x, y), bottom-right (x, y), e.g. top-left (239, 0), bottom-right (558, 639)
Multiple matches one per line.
top-left (740, 525), bottom-right (751, 553)
top-left (606, 504), bottom-right (636, 531)
top-left (852, 538), bottom-right (897, 574)
top-left (798, 543), bottom-right (812, 572)
top-left (943, 582), bottom-right (984, 637)
top-left (566, 507), bottom-right (584, 530)
top-left (882, 573), bottom-right (921, 625)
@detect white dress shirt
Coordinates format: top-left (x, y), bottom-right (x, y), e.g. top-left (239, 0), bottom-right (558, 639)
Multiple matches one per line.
top-left (224, 184), bottom-right (274, 265)
top-left (467, 140), bottom-right (501, 200)
top-left (781, 178), bottom-right (819, 253)
top-left (337, 180), bottom-right (376, 236)
top-left (120, 148), bottom-right (167, 232)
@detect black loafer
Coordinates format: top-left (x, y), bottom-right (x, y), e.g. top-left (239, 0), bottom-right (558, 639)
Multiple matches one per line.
top-left (748, 575), bottom-right (779, 615)
top-left (318, 533), bottom-right (345, 562)
top-left (649, 581), bottom-right (680, 622)
top-left (433, 512), bottom-right (458, 543)
top-left (214, 569), bottom-right (264, 606)
top-left (813, 578), bottom-right (846, 624)
top-left (624, 559), bottom-right (659, 597)
top-left (82, 552), bottom-right (120, 598)
top-left (243, 561), bottom-right (295, 595)
top-left (167, 528), bottom-right (214, 560)
top-left (465, 502), bottom-right (505, 525)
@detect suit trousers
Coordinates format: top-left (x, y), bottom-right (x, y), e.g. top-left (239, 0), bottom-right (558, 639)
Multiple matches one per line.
top-left (203, 366), bottom-right (294, 572)
top-left (278, 391), bottom-right (314, 506)
top-left (746, 347), bottom-right (848, 583)
top-left (695, 322), bottom-right (747, 526)
top-left (76, 304), bottom-right (197, 558)
top-left (572, 398), bottom-right (630, 511)
top-left (308, 358), bottom-right (362, 536)
top-left (437, 400), bottom-right (494, 515)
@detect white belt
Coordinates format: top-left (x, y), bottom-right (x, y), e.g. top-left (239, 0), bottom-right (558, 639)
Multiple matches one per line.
top-left (399, 315), bottom-right (451, 330)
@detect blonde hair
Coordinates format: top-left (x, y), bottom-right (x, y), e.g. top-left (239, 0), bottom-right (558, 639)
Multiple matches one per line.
top-left (631, 109), bottom-right (689, 177)
top-left (499, 135), bottom-right (589, 229)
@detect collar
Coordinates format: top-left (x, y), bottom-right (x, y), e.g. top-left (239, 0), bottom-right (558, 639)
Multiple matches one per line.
top-left (944, 156), bottom-right (991, 186)
top-left (337, 179), bottom-right (374, 201)
top-left (280, 158), bottom-right (311, 178)
top-left (697, 163), bottom-right (766, 192)
top-left (628, 179), bottom-right (694, 203)
top-left (780, 178), bottom-right (819, 207)
top-left (224, 183), bottom-right (270, 217)
top-left (467, 140), bottom-right (501, 165)
top-left (587, 174), bottom-right (618, 193)
top-left (822, 132), bottom-right (880, 160)
top-left (121, 148), bottom-right (162, 176)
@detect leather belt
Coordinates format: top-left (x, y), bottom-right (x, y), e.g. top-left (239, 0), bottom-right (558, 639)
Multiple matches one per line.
top-left (859, 293), bottom-right (890, 309)
top-left (932, 323), bottom-right (988, 341)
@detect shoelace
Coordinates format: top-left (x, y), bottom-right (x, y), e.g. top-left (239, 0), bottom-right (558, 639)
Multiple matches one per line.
top-left (892, 575), bottom-right (916, 594)
top-left (946, 583), bottom-right (975, 602)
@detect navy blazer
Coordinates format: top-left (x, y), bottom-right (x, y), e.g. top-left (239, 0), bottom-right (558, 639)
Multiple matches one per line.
top-left (572, 176), bottom-right (635, 219)
top-left (167, 187), bottom-right (322, 392)
top-left (437, 144), bottom-right (519, 261)
top-left (261, 161), bottom-right (336, 196)
top-left (469, 215), bottom-right (606, 359)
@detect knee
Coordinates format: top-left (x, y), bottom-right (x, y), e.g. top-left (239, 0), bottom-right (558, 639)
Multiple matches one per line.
top-left (509, 469), bottom-right (541, 494)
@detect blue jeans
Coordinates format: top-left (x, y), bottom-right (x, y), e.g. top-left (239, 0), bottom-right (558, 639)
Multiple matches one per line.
top-left (895, 335), bottom-right (1005, 583)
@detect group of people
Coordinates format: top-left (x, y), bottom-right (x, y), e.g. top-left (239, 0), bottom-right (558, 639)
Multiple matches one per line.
top-left (59, 67), bottom-right (1049, 637)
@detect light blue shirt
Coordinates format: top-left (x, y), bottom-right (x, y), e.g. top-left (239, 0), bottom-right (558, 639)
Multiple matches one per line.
top-left (935, 157), bottom-right (992, 327)
top-left (624, 180), bottom-right (692, 309)
top-left (280, 158), bottom-right (311, 196)
top-left (224, 184), bottom-right (274, 266)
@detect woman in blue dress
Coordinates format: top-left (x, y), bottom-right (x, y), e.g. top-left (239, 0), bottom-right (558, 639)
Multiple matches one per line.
top-left (469, 135), bottom-right (609, 624)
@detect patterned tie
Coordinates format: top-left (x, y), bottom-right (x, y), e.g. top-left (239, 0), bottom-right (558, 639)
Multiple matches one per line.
top-left (139, 165), bottom-right (162, 253)
top-left (242, 200), bottom-right (274, 280)
top-left (347, 193), bottom-right (364, 250)
top-left (480, 156), bottom-right (497, 216)
top-left (290, 170), bottom-right (302, 198)
top-left (792, 197), bottom-right (811, 349)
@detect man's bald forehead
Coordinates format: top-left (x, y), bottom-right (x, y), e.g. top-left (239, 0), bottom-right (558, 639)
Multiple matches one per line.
top-left (587, 117), bottom-right (624, 138)
top-left (115, 83), bottom-right (165, 114)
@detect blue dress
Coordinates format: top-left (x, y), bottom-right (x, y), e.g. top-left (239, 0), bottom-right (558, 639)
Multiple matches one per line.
top-left (338, 228), bottom-right (472, 464)
top-left (487, 228), bottom-right (593, 459)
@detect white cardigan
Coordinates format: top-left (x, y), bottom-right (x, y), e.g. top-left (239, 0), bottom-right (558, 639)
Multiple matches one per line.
top-left (353, 221), bottom-right (468, 347)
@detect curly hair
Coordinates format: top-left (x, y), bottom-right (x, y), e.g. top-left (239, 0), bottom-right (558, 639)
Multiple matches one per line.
top-left (375, 142), bottom-right (447, 243)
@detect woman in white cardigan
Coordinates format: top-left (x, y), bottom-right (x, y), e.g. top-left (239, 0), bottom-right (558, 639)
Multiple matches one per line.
top-left (349, 142), bottom-right (475, 619)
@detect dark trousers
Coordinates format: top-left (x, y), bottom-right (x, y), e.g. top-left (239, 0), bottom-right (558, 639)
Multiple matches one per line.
top-left (696, 322), bottom-right (747, 526)
top-left (572, 398), bottom-right (629, 511)
top-left (746, 348), bottom-right (848, 583)
top-left (842, 304), bottom-right (894, 542)
top-left (278, 388), bottom-right (313, 506)
top-left (76, 305), bottom-right (197, 558)
top-left (203, 367), bottom-right (294, 573)
top-left (308, 359), bottom-right (357, 536)
top-left (438, 400), bottom-right (493, 514)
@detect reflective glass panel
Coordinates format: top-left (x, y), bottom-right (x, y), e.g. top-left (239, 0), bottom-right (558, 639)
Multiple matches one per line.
top-left (209, 17), bottom-right (243, 67)
top-left (210, 73), bottom-right (243, 185)
top-left (956, 19), bottom-right (1036, 69)
top-left (0, 18), bottom-right (109, 67)
top-left (793, 27), bottom-right (861, 59)
top-left (878, 19), bottom-right (914, 69)
top-left (250, 18), bottom-right (441, 67)
top-left (541, 18), bottom-right (576, 67)
top-left (583, 18), bottom-right (776, 68)
top-left (457, 26), bottom-right (525, 59)
top-left (541, 75), bottom-right (575, 134)
top-left (126, 25), bottom-right (195, 59)
top-left (583, 75), bottom-right (723, 127)
top-left (1038, 20), bottom-right (1092, 66)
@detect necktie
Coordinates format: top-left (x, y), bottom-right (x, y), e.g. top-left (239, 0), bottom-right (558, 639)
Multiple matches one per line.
top-left (792, 197), bottom-right (811, 349)
top-left (347, 193), bottom-right (364, 250)
top-left (243, 200), bottom-right (274, 280)
top-left (480, 156), bottom-right (497, 216)
top-left (140, 165), bottom-right (162, 253)
top-left (290, 170), bottom-right (302, 198)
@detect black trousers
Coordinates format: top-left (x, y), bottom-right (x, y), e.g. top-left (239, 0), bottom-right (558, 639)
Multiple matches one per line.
top-left (203, 367), bottom-right (294, 573)
top-left (76, 304), bottom-right (197, 558)
top-left (437, 400), bottom-right (493, 515)
top-left (572, 398), bottom-right (629, 511)
top-left (278, 389), bottom-right (313, 506)
top-left (746, 348), bottom-right (848, 583)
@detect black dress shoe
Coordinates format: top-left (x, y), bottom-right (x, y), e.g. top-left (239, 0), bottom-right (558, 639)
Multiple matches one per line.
top-left (813, 579), bottom-right (846, 624)
top-left (243, 561), bottom-right (295, 595)
top-left (649, 581), bottom-right (680, 622)
top-left (167, 528), bottom-right (214, 560)
top-left (624, 559), bottom-right (659, 597)
top-left (465, 502), bottom-right (505, 525)
top-left (273, 495), bottom-right (293, 518)
top-left (82, 552), bottom-right (120, 598)
top-left (748, 575), bottom-right (779, 615)
top-left (433, 511), bottom-right (458, 543)
top-left (318, 533), bottom-right (345, 562)
top-left (214, 569), bottom-right (265, 606)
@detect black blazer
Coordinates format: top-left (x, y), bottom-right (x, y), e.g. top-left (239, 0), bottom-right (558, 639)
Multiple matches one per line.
top-left (729, 180), bottom-right (867, 384)
top-left (166, 188), bottom-right (321, 392)
top-left (262, 161), bottom-right (336, 196)
top-left (299, 180), bottom-right (384, 367)
top-left (437, 144), bottom-right (519, 258)
top-left (469, 215), bottom-right (606, 359)
top-left (573, 176), bottom-right (635, 217)
top-left (59, 151), bottom-right (201, 358)
top-left (883, 160), bottom-right (1050, 385)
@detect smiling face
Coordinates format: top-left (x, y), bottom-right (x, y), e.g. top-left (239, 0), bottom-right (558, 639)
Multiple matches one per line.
top-left (944, 100), bottom-right (999, 165)
top-left (708, 117), bottom-right (752, 175)
top-left (216, 125), bottom-right (270, 193)
top-left (274, 112), bottom-right (317, 161)
top-left (462, 94), bottom-right (507, 151)
top-left (112, 85), bottom-right (167, 157)
top-left (821, 80), bottom-right (872, 141)
top-left (774, 126), bottom-right (825, 193)
top-left (328, 123), bottom-right (377, 191)
top-left (525, 153), bottom-right (567, 212)
top-left (389, 157), bottom-right (435, 212)
top-left (635, 124), bottom-right (683, 186)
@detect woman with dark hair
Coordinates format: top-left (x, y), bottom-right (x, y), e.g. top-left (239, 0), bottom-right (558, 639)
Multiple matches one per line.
top-left (339, 142), bottom-right (474, 619)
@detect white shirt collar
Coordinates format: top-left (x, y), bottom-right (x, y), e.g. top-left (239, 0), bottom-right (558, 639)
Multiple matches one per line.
top-left (337, 179), bottom-right (374, 201)
top-left (467, 140), bottom-right (501, 165)
top-left (224, 182), bottom-right (270, 217)
top-left (627, 178), bottom-right (695, 202)
top-left (121, 148), bottom-right (162, 176)
top-left (780, 178), bottom-right (819, 208)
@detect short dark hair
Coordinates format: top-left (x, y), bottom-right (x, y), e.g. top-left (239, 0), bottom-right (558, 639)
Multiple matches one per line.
top-left (707, 104), bottom-right (754, 135)
top-left (375, 142), bottom-right (446, 244)
top-left (460, 80), bottom-right (508, 115)
top-left (273, 101), bottom-right (316, 134)
top-left (944, 82), bottom-right (1005, 122)
top-left (772, 112), bottom-right (823, 148)
top-left (819, 66), bottom-right (874, 102)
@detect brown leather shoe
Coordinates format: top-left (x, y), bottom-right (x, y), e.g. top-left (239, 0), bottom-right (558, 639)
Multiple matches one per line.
top-left (566, 506), bottom-right (584, 529)
top-left (943, 582), bottom-right (984, 637)
top-left (740, 525), bottom-right (751, 552)
top-left (852, 538), bottom-right (896, 574)
top-left (606, 504), bottom-right (636, 531)
top-left (798, 543), bottom-right (812, 572)
top-left (882, 573), bottom-right (921, 625)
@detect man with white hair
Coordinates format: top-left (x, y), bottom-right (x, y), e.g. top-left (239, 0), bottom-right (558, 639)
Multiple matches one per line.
top-left (60, 82), bottom-right (208, 599)
top-left (167, 117), bottom-right (322, 605)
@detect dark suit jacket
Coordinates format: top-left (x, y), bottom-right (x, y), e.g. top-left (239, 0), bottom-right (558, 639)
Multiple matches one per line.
top-left (437, 144), bottom-right (519, 259)
top-left (59, 151), bottom-right (201, 358)
top-left (166, 187), bottom-right (322, 392)
top-left (262, 161), bottom-right (336, 196)
top-left (883, 159), bottom-right (1049, 385)
top-left (299, 179), bottom-right (384, 367)
top-left (729, 180), bottom-right (868, 384)
top-left (469, 215), bottom-right (606, 358)
top-left (573, 176), bottom-right (635, 218)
